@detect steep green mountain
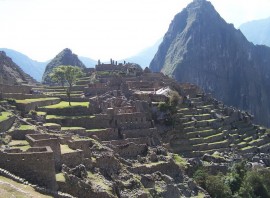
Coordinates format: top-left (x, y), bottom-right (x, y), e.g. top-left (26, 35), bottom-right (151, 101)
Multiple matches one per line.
top-left (42, 48), bottom-right (86, 84)
top-left (149, 0), bottom-right (270, 126)
top-left (239, 17), bottom-right (270, 47)
top-left (0, 48), bottom-right (47, 81)
top-left (0, 51), bottom-right (36, 85)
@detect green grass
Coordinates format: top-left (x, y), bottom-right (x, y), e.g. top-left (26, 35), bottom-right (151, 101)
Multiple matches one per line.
top-left (43, 123), bottom-right (60, 127)
top-left (241, 146), bottom-right (254, 151)
top-left (42, 101), bottom-right (89, 109)
top-left (18, 125), bottom-right (35, 130)
top-left (61, 144), bottom-right (76, 154)
top-left (173, 154), bottom-right (188, 169)
top-left (8, 140), bottom-right (31, 151)
top-left (36, 111), bottom-right (46, 116)
top-left (16, 97), bottom-right (59, 104)
top-left (46, 115), bottom-right (95, 120)
top-left (56, 173), bottom-right (66, 182)
top-left (0, 176), bottom-right (52, 198)
top-left (208, 139), bottom-right (228, 146)
top-left (61, 127), bottom-right (85, 130)
top-left (87, 171), bottom-right (113, 194)
top-left (86, 128), bottom-right (106, 133)
top-left (0, 112), bottom-right (12, 122)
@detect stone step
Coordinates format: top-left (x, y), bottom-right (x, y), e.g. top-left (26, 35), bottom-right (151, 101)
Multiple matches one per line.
top-left (185, 114), bottom-right (212, 121)
top-left (186, 128), bottom-right (215, 138)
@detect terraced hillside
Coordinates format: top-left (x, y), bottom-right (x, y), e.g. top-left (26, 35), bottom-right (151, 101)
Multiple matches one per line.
top-left (169, 95), bottom-right (269, 157)
top-left (1, 63), bottom-right (270, 197)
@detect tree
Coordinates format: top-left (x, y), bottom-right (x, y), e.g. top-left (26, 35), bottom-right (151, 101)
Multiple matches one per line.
top-left (49, 67), bottom-right (66, 87)
top-left (50, 65), bottom-right (83, 106)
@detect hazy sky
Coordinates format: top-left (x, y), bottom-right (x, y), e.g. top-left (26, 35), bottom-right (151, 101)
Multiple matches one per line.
top-left (1, 0), bottom-right (270, 61)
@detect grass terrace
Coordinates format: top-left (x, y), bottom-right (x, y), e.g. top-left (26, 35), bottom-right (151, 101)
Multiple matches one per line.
top-left (0, 112), bottom-right (12, 122)
top-left (172, 154), bottom-right (188, 169)
top-left (18, 125), bottom-right (35, 130)
top-left (46, 115), bottom-right (95, 120)
top-left (8, 140), bottom-right (31, 151)
top-left (42, 101), bottom-right (89, 109)
top-left (0, 176), bottom-right (51, 198)
top-left (61, 144), bottom-right (76, 154)
top-left (56, 173), bottom-right (66, 183)
top-left (86, 128), bottom-right (107, 133)
top-left (16, 97), bottom-right (59, 104)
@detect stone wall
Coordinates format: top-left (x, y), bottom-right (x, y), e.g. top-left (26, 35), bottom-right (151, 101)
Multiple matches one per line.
top-left (129, 161), bottom-right (182, 179)
top-left (95, 63), bottom-right (123, 71)
top-left (39, 105), bottom-right (92, 116)
top-left (2, 93), bottom-right (48, 100)
top-left (84, 87), bottom-right (110, 96)
top-left (0, 147), bottom-right (57, 190)
top-left (61, 149), bottom-right (84, 168)
top-left (26, 134), bottom-right (61, 170)
top-left (115, 142), bottom-right (148, 158)
top-left (10, 128), bottom-right (37, 140)
top-left (86, 128), bottom-right (119, 141)
top-left (47, 114), bottom-right (111, 129)
top-left (67, 139), bottom-right (94, 158)
top-left (0, 84), bottom-right (32, 94)
top-left (0, 115), bottom-right (15, 133)
top-left (103, 137), bottom-right (151, 146)
top-left (16, 98), bottom-right (61, 113)
top-left (122, 128), bottom-right (158, 139)
top-left (114, 112), bottom-right (152, 129)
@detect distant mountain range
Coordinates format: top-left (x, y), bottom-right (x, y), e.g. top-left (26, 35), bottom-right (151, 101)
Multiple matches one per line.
top-left (239, 17), bottom-right (270, 47)
top-left (122, 39), bottom-right (162, 68)
top-left (0, 42), bottom-right (159, 82)
top-left (0, 48), bottom-right (48, 82)
top-left (150, 0), bottom-right (270, 126)
top-left (0, 51), bottom-right (36, 85)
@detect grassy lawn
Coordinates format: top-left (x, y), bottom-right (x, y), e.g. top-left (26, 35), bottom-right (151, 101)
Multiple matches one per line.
top-left (0, 112), bottom-right (12, 122)
top-left (43, 123), bottom-right (60, 127)
top-left (46, 115), bottom-right (95, 120)
top-left (61, 127), bottom-right (85, 130)
top-left (56, 173), bottom-right (66, 182)
top-left (16, 97), bottom-right (59, 104)
top-left (61, 144), bottom-right (76, 154)
top-left (173, 154), bottom-right (188, 169)
top-left (8, 140), bottom-right (31, 151)
top-left (0, 176), bottom-right (52, 198)
top-left (42, 101), bottom-right (89, 109)
top-left (86, 128), bottom-right (106, 133)
top-left (36, 111), bottom-right (47, 116)
top-left (18, 125), bottom-right (35, 130)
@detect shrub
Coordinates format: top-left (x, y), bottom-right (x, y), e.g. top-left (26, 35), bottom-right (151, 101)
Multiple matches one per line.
top-left (6, 98), bottom-right (16, 105)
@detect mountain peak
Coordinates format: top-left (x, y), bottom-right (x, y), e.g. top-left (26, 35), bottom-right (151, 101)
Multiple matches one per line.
top-left (41, 48), bottom-right (86, 84)
top-left (150, 0), bottom-right (270, 126)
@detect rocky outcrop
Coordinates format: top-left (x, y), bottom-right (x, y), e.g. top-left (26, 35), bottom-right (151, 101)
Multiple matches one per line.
top-left (0, 51), bottom-right (36, 85)
top-left (42, 48), bottom-right (86, 84)
top-left (149, 0), bottom-right (270, 126)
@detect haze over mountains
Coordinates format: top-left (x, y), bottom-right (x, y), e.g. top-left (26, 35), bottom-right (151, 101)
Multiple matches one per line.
top-left (239, 17), bottom-right (270, 47)
top-left (150, 0), bottom-right (270, 126)
top-left (0, 51), bottom-right (36, 85)
top-left (1, 0), bottom-right (270, 127)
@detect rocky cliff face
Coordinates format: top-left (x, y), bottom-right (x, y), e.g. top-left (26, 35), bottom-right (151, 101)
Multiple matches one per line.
top-left (0, 51), bottom-right (36, 85)
top-left (150, 0), bottom-right (270, 126)
top-left (42, 48), bottom-right (86, 84)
